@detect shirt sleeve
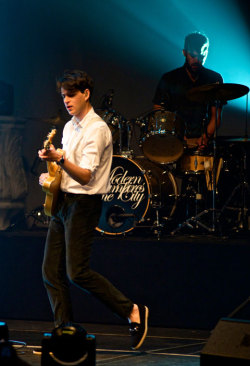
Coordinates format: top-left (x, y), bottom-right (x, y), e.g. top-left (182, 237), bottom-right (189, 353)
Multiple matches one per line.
top-left (79, 122), bottom-right (112, 175)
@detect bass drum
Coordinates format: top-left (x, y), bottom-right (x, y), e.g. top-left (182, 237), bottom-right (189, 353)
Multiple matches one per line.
top-left (96, 155), bottom-right (178, 235)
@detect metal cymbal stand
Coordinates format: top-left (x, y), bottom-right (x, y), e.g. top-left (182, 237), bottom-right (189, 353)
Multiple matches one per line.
top-left (171, 101), bottom-right (220, 235)
top-left (219, 145), bottom-right (249, 231)
top-left (118, 118), bottom-right (123, 155)
top-left (218, 93), bottom-right (250, 232)
top-left (120, 120), bottom-right (134, 159)
top-left (210, 101), bottom-right (219, 232)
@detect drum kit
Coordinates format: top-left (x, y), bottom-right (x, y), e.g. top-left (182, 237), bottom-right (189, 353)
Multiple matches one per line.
top-left (96, 83), bottom-right (250, 238)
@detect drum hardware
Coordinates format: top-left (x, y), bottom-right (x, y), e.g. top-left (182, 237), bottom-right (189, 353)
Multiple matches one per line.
top-left (204, 157), bottom-right (223, 191)
top-left (183, 176), bottom-right (204, 219)
top-left (106, 205), bottom-right (136, 229)
top-left (126, 120), bottom-right (132, 151)
top-left (217, 91), bottom-right (250, 232)
top-left (25, 206), bottom-right (50, 228)
top-left (151, 201), bottom-right (165, 240)
top-left (135, 113), bottom-right (149, 150)
top-left (187, 83), bottom-right (250, 104)
top-left (170, 173), bottom-right (212, 235)
top-left (97, 88), bottom-right (132, 154)
top-left (96, 107), bottom-right (128, 154)
top-left (120, 120), bottom-right (134, 158)
top-left (171, 83), bottom-right (250, 236)
top-left (101, 89), bottom-right (115, 109)
top-left (8, 205), bottom-right (50, 230)
top-left (118, 118), bottom-right (123, 155)
top-left (191, 83), bottom-right (248, 232)
top-left (217, 139), bottom-right (250, 232)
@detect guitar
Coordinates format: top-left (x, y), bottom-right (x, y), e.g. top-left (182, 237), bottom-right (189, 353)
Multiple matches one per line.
top-left (42, 129), bottom-right (64, 216)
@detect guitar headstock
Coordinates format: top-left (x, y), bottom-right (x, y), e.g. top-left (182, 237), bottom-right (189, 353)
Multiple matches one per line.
top-left (44, 129), bottom-right (57, 150)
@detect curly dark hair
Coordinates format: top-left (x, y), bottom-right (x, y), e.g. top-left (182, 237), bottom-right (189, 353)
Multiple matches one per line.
top-left (57, 70), bottom-right (94, 98)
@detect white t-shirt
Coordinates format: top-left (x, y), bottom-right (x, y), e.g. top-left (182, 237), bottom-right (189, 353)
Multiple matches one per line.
top-left (60, 107), bottom-right (113, 194)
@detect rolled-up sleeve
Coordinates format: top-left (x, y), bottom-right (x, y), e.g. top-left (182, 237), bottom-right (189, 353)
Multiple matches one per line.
top-left (79, 123), bottom-right (111, 175)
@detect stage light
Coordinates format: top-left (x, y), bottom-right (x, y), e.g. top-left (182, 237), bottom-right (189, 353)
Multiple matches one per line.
top-left (0, 322), bottom-right (9, 341)
top-left (41, 323), bottom-right (96, 365)
top-left (0, 321), bottom-right (31, 365)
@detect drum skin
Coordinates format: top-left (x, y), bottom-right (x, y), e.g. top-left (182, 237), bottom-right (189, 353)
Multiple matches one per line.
top-left (141, 110), bottom-right (184, 164)
top-left (96, 155), bottom-right (178, 235)
top-left (142, 134), bottom-right (184, 164)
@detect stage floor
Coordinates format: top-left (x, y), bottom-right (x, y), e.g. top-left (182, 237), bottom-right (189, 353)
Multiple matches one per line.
top-left (4, 319), bottom-right (209, 365)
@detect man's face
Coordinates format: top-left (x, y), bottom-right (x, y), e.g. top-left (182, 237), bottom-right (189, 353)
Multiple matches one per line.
top-left (183, 42), bottom-right (208, 74)
top-left (61, 87), bottom-right (89, 120)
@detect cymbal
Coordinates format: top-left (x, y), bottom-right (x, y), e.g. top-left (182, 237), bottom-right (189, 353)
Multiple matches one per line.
top-left (25, 114), bottom-right (65, 125)
top-left (225, 137), bottom-right (250, 143)
top-left (187, 83), bottom-right (249, 103)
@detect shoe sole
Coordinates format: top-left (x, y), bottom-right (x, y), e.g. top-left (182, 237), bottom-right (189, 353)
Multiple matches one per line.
top-left (132, 306), bottom-right (149, 350)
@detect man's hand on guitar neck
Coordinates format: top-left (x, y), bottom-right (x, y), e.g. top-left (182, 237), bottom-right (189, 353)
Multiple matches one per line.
top-left (38, 144), bottom-right (63, 163)
top-left (39, 144), bottom-right (91, 186)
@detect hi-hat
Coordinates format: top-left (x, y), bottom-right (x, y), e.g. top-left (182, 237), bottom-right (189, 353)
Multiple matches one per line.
top-left (187, 83), bottom-right (249, 103)
top-left (225, 137), bottom-right (250, 143)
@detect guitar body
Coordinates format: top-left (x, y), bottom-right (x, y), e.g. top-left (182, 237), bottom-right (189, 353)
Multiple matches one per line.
top-left (41, 128), bottom-right (64, 217)
top-left (42, 158), bottom-right (62, 216)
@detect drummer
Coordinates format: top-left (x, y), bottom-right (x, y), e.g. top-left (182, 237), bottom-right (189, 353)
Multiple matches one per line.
top-left (153, 31), bottom-right (224, 150)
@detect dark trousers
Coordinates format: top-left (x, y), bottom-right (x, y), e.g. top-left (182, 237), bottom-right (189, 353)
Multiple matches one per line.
top-left (42, 192), bottom-right (134, 326)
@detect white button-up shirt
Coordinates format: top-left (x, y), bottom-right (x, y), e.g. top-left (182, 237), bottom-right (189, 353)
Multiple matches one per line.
top-left (60, 107), bottom-right (112, 194)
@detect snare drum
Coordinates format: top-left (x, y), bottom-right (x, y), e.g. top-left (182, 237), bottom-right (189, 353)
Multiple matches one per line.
top-left (180, 150), bottom-right (214, 174)
top-left (141, 110), bottom-right (183, 164)
top-left (96, 155), bottom-right (178, 235)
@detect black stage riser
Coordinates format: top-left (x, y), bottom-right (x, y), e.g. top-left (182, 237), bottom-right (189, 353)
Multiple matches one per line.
top-left (0, 233), bottom-right (250, 330)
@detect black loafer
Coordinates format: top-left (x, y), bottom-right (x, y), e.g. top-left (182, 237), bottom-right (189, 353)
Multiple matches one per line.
top-left (129, 304), bottom-right (149, 350)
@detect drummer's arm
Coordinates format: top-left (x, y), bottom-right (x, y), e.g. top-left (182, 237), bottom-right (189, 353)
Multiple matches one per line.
top-left (197, 106), bottom-right (222, 148)
top-left (206, 105), bottom-right (222, 138)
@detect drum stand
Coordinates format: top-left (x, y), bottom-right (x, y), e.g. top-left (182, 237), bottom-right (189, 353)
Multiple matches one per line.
top-left (170, 182), bottom-right (216, 235)
top-left (151, 201), bottom-right (165, 240)
top-left (120, 120), bottom-right (133, 158)
top-left (218, 93), bottom-right (250, 233)
top-left (171, 106), bottom-right (221, 236)
top-left (218, 141), bottom-right (250, 232)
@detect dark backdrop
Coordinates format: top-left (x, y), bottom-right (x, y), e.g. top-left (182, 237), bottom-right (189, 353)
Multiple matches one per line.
top-left (0, 0), bottom-right (249, 215)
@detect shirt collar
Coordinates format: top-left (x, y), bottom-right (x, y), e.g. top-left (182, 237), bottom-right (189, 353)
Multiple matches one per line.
top-left (71, 107), bottom-right (94, 130)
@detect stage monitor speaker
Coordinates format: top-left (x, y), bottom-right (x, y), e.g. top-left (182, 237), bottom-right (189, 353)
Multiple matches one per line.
top-left (41, 323), bottom-right (95, 365)
top-left (200, 318), bottom-right (250, 365)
